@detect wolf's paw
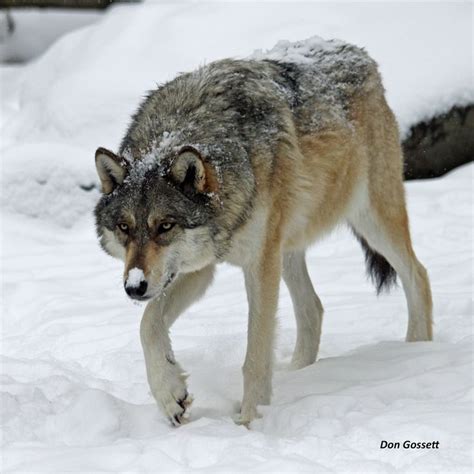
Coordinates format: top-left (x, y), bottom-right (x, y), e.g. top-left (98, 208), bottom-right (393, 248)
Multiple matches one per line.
top-left (290, 343), bottom-right (318, 370)
top-left (290, 354), bottom-right (315, 370)
top-left (406, 324), bottom-right (433, 342)
top-left (233, 403), bottom-right (261, 428)
top-left (149, 364), bottom-right (193, 426)
top-left (162, 389), bottom-right (193, 427)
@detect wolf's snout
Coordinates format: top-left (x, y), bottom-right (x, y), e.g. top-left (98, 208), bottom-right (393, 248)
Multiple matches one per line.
top-left (125, 268), bottom-right (148, 300)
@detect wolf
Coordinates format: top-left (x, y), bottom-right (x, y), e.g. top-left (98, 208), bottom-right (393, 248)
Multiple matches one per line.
top-left (94, 36), bottom-right (433, 426)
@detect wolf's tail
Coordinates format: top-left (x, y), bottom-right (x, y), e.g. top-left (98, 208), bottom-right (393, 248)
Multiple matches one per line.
top-left (351, 229), bottom-right (397, 295)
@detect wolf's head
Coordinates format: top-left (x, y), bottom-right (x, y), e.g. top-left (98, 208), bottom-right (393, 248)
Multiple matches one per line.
top-left (94, 146), bottom-right (219, 301)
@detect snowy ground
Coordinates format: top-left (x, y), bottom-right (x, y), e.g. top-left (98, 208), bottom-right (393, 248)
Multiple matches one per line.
top-left (1, 2), bottom-right (473, 472)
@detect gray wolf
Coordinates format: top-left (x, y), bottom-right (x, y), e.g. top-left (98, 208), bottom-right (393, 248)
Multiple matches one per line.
top-left (94, 36), bottom-right (433, 426)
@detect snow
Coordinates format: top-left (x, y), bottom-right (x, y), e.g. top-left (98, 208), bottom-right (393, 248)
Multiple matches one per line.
top-left (1, 2), bottom-right (472, 472)
top-left (0, 143), bottom-right (99, 227)
top-left (0, 9), bottom-right (102, 63)
top-left (126, 268), bottom-right (144, 288)
top-left (252, 35), bottom-right (358, 64)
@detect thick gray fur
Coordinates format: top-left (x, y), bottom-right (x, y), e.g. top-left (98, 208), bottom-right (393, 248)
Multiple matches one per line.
top-left (96, 38), bottom-right (375, 260)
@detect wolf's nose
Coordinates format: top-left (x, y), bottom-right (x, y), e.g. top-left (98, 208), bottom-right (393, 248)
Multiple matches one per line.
top-left (125, 280), bottom-right (148, 299)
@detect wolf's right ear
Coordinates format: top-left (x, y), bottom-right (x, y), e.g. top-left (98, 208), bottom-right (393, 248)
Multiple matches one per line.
top-left (169, 146), bottom-right (218, 196)
top-left (95, 147), bottom-right (127, 194)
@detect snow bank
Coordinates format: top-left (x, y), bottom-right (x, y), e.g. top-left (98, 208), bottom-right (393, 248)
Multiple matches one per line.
top-left (0, 9), bottom-right (102, 63)
top-left (0, 143), bottom-right (99, 227)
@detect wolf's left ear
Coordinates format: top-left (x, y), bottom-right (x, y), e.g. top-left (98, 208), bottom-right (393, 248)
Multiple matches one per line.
top-left (95, 147), bottom-right (127, 194)
top-left (170, 146), bottom-right (218, 195)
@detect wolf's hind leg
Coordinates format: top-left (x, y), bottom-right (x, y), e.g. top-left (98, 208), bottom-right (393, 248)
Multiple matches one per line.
top-left (140, 265), bottom-right (215, 426)
top-left (348, 189), bottom-right (433, 342)
top-left (283, 251), bottom-right (323, 369)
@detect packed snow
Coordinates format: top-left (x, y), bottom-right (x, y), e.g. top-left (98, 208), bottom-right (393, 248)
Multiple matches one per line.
top-left (1, 1), bottom-right (472, 472)
top-left (126, 268), bottom-right (145, 288)
top-left (252, 35), bottom-right (362, 64)
top-left (0, 9), bottom-right (102, 63)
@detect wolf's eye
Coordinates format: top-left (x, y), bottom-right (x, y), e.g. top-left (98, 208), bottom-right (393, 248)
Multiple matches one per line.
top-left (158, 222), bottom-right (175, 234)
top-left (117, 223), bottom-right (129, 233)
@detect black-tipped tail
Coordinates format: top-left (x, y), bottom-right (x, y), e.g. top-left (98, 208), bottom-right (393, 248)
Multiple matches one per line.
top-left (352, 229), bottom-right (397, 294)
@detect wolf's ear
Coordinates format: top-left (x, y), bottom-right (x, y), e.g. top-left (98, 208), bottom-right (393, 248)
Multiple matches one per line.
top-left (170, 146), bottom-right (217, 195)
top-left (95, 147), bottom-right (127, 194)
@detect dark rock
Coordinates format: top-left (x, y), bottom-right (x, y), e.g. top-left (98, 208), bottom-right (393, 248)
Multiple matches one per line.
top-left (402, 104), bottom-right (474, 180)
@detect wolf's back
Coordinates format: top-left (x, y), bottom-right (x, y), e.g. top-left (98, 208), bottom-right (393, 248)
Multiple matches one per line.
top-left (120, 36), bottom-right (380, 172)
top-left (253, 36), bottom-right (380, 133)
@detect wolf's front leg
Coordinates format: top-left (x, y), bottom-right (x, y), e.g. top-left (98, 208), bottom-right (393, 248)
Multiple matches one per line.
top-left (238, 245), bottom-right (281, 426)
top-left (140, 265), bottom-right (214, 426)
